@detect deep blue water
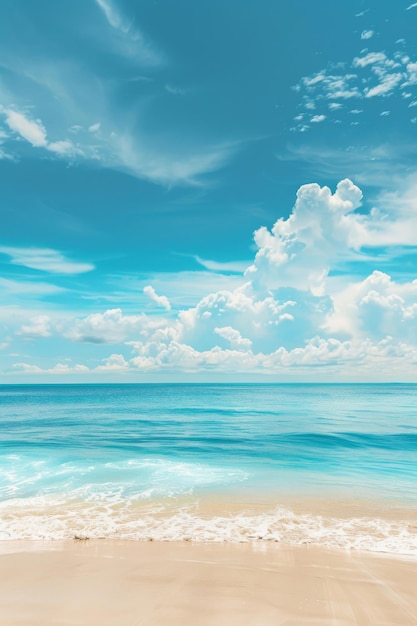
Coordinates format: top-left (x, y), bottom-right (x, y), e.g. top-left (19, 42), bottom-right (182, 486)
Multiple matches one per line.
top-left (1, 384), bottom-right (417, 548)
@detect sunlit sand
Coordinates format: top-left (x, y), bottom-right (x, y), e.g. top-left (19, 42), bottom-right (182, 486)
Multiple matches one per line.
top-left (1, 540), bottom-right (417, 625)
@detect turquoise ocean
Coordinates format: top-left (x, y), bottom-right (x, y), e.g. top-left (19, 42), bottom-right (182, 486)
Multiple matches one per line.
top-left (1, 384), bottom-right (417, 555)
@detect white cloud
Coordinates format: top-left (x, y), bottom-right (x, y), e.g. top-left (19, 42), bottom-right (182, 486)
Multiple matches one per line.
top-left (69, 125), bottom-right (83, 134)
top-left (12, 362), bottom-right (89, 375)
top-left (194, 256), bottom-right (249, 273)
top-left (1, 101), bottom-right (236, 186)
top-left (47, 140), bottom-right (81, 157)
top-left (0, 278), bottom-right (63, 295)
top-left (174, 285), bottom-right (331, 356)
top-left (66, 308), bottom-right (162, 343)
top-left (294, 45), bottom-right (417, 128)
top-left (0, 28), bottom-right (236, 188)
top-left (406, 2), bottom-right (417, 9)
top-left (165, 84), bottom-right (186, 96)
top-left (1, 107), bottom-right (84, 159)
top-left (353, 52), bottom-right (388, 68)
top-left (361, 30), bottom-right (374, 40)
top-left (245, 179), bottom-right (364, 293)
top-left (94, 0), bottom-right (162, 66)
top-left (214, 326), bottom-right (252, 351)
top-left (16, 315), bottom-right (52, 338)
top-left (95, 0), bottom-right (129, 32)
top-left (2, 108), bottom-right (47, 147)
top-left (0, 147), bottom-right (14, 160)
top-left (6, 178), bottom-right (417, 380)
top-left (404, 61), bottom-right (417, 86)
top-left (95, 353), bottom-right (129, 371)
top-left (115, 134), bottom-right (238, 186)
top-left (88, 122), bottom-right (101, 133)
top-left (124, 179), bottom-right (417, 372)
top-left (0, 247), bottom-right (94, 274)
top-left (365, 73), bottom-right (403, 98)
top-left (310, 114), bottom-right (326, 123)
top-left (143, 285), bottom-right (171, 311)
top-left (326, 271), bottom-right (417, 342)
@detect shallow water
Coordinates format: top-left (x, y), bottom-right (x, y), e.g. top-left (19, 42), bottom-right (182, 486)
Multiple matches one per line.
top-left (1, 384), bottom-right (417, 553)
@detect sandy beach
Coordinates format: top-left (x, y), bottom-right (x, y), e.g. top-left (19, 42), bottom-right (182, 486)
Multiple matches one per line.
top-left (1, 540), bottom-right (416, 625)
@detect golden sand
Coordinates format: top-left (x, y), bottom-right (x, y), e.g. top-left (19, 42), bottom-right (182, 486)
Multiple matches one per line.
top-left (1, 540), bottom-right (416, 625)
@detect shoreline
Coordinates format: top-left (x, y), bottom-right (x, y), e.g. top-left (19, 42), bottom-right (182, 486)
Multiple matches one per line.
top-left (2, 493), bottom-right (417, 555)
top-left (1, 539), bottom-right (417, 625)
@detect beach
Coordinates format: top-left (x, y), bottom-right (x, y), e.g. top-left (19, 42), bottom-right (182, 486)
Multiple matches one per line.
top-left (2, 384), bottom-right (417, 623)
top-left (1, 540), bottom-right (417, 625)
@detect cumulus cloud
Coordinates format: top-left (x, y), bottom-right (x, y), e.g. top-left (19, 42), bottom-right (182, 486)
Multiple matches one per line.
top-left (112, 181), bottom-right (417, 374)
top-left (143, 285), bottom-right (171, 310)
top-left (327, 271), bottom-right (417, 341)
top-left (7, 178), bottom-right (417, 380)
top-left (12, 362), bottom-right (89, 375)
top-left (245, 179), bottom-right (364, 293)
top-left (66, 308), bottom-right (164, 343)
top-left (95, 353), bottom-right (129, 371)
top-left (16, 315), bottom-right (51, 338)
top-left (214, 326), bottom-right (252, 351)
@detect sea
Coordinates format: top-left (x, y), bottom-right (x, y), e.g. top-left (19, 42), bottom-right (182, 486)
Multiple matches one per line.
top-left (1, 383), bottom-right (417, 555)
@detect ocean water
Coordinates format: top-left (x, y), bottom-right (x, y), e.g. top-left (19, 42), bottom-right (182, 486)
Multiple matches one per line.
top-left (1, 383), bottom-right (417, 555)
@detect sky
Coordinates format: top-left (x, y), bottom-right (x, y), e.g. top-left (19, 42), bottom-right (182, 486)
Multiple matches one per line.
top-left (1, 0), bottom-right (417, 382)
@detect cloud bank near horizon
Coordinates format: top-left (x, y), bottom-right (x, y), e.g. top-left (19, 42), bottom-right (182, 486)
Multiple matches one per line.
top-left (4, 177), bottom-right (417, 381)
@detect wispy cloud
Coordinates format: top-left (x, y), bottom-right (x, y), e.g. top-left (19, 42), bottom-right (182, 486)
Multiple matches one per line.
top-left (115, 134), bottom-right (239, 186)
top-left (194, 256), bottom-right (249, 273)
top-left (165, 84), bottom-right (186, 96)
top-left (406, 2), bottom-right (417, 9)
top-left (95, 0), bottom-right (125, 31)
top-left (0, 67), bottom-right (236, 187)
top-left (94, 0), bottom-right (162, 66)
top-left (0, 247), bottom-right (94, 274)
top-left (0, 278), bottom-right (64, 295)
top-left (278, 142), bottom-right (417, 187)
top-left (0, 4), bottom-right (240, 188)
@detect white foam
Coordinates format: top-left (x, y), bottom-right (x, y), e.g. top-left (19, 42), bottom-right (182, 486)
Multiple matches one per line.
top-left (1, 497), bottom-right (417, 557)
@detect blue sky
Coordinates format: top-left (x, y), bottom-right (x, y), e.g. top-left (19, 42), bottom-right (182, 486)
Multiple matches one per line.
top-left (1, 0), bottom-right (417, 381)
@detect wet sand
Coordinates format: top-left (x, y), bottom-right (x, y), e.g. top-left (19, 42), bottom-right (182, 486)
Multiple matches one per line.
top-left (1, 540), bottom-right (417, 625)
